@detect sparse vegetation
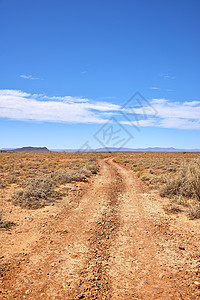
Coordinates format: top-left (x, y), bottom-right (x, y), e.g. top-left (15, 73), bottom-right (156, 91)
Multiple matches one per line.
top-left (0, 180), bottom-right (7, 188)
top-left (11, 175), bottom-right (59, 209)
top-left (0, 211), bottom-right (14, 230)
top-left (160, 158), bottom-right (200, 202)
top-left (0, 152), bottom-right (101, 209)
top-left (189, 203), bottom-right (200, 219)
top-left (114, 152), bottom-right (200, 218)
top-left (53, 161), bottom-right (99, 184)
top-left (163, 202), bottom-right (183, 214)
top-left (188, 158), bottom-right (200, 201)
top-left (1, 152), bottom-right (200, 217)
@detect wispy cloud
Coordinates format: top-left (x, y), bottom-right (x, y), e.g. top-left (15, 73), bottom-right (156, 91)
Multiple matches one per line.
top-left (0, 89), bottom-right (120, 124)
top-left (124, 98), bottom-right (200, 129)
top-left (159, 73), bottom-right (176, 79)
top-left (0, 89), bottom-right (199, 130)
top-left (151, 87), bottom-right (160, 90)
top-left (183, 101), bottom-right (200, 106)
top-left (20, 74), bottom-right (40, 80)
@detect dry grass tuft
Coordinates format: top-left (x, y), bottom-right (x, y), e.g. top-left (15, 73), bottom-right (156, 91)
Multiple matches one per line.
top-left (0, 211), bottom-right (14, 230)
top-left (163, 203), bottom-right (183, 214)
top-left (188, 203), bottom-right (200, 219)
top-left (11, 176), bottom-right (59, 209)
top-left (188, 158), bottom-right (200, 201)
top-left (0, 180), bottom-right (7, 189)
top-left (160, 158), bottom-right (200, 202)
top-left (53, 161), bottom-right (99, 184)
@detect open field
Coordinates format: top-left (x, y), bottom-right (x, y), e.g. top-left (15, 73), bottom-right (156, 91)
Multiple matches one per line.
top-left (0, 152), bottom-right (200, 299)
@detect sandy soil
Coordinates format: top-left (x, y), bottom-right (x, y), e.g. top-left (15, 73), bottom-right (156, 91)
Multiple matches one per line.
top-left (0, 158), bottom-right (200, 299)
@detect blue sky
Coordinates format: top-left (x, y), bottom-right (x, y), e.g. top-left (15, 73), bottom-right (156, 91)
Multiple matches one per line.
top-left (0, 0), bottom-right (200, 149)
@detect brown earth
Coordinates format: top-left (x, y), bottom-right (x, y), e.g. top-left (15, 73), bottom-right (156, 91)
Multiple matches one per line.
top-left (0, 158), bottom-right (200, 299)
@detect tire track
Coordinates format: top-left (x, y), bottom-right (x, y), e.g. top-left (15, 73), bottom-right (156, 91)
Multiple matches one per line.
top-left (0, 159), bottom-right (118, 299)
top-left (68, 160), bottom-right (124, 299)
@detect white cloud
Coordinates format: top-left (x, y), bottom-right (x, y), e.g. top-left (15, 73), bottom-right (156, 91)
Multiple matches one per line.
top-left (152, 98), bottom-right (167, 104)
top-left (151, 87), bottom-right (160, 90)
top-left (20, 74), bottom-right (40, 80)
top-left (131, 98), bottom-right (200, 120)
top-left (183, 101), bottom-right (200, 106)
top-left (159, 118), bottom-right (200, 130)
top-left (120, 119), bottom-right (157, 127)
top-left (0, 89), bottom-right (31, 97)
top-left (0, 90), bottom-right (199, 130)
top-left (124, 98), bottom-right (200, 130)
top-left (122, 117), bottom-right (200, 130)
top-left (0, 89), bottom-right (120, 124)
top-left (159, 73), bottom-right (176, 79)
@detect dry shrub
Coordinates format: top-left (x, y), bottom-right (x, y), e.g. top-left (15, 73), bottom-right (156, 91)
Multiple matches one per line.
top-left (188, 203), bottom-right (200, 219)
top-left (188, 158), bottom-right (200, 201)
top-left (139, 170), bottom-right (165, 186)
top-left (54, 169), bottom-right (75, 184)
top-left (0, 180), bottom-right (7, 188)
top-left (86, 163), bottom-right (99, 174)
top-left (7, 175), bottom-right (19, 184)
top-left (0, 211), bottom-right (14, 230)
top-left (163, 203), bottom-right (183, 214)
top-left (54, 162), bottom-right (99, 184)
top-left (11, 176), bottom-right (58, 209)
top-left (160, 158), bottom-right (200, 201)
top-left (54, 168), bottom-right (88, 184)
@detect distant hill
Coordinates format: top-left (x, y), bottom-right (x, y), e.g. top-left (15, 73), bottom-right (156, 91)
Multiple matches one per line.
top-left (50, 147), bottom-right (200, 152)
top-left (95, 147), bottom-right (200, 152)
top-left (10, 146), bottom-right (50, 153)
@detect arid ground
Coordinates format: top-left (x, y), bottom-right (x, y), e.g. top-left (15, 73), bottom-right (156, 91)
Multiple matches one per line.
top-left (0, 152), bottom-right (200, 299)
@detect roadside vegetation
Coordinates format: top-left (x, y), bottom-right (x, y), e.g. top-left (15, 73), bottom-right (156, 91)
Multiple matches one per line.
top-left (114, 152), bottom-right (200, 218)
top-left (0, 152), bottom-right (103, 209)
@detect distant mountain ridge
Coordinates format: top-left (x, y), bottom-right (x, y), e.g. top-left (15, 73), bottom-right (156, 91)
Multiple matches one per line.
top-left (50, 147), bottom-right (200, 152)
top-left (1, 147), bottom-right (200, 153)
top-left (95, 147), bottom-right (200, 152)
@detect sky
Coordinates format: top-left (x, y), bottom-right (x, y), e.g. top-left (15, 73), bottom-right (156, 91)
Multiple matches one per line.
top-left (0, 0), bottom-right (200, 150)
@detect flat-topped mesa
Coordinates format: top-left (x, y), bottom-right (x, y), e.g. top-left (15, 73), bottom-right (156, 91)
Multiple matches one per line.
top-left (11, 146), bottom-right (50, 153)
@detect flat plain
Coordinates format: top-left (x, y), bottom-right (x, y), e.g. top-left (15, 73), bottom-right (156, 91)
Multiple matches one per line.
top-left (0, 152), bottom-right (200, 299)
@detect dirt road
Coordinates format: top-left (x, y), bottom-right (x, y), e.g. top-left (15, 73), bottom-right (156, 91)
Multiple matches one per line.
top-left (0, 158), bottom-right (200, 299)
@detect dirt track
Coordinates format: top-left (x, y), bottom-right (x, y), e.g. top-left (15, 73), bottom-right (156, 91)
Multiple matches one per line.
top-left (0, 158), bottom-right (200, 299)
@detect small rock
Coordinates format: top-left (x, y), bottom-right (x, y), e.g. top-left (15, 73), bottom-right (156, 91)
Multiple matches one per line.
top-left (179, 246), bottom-right (185, 250)
top-left (50, 262), bottom-right (56, 267)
